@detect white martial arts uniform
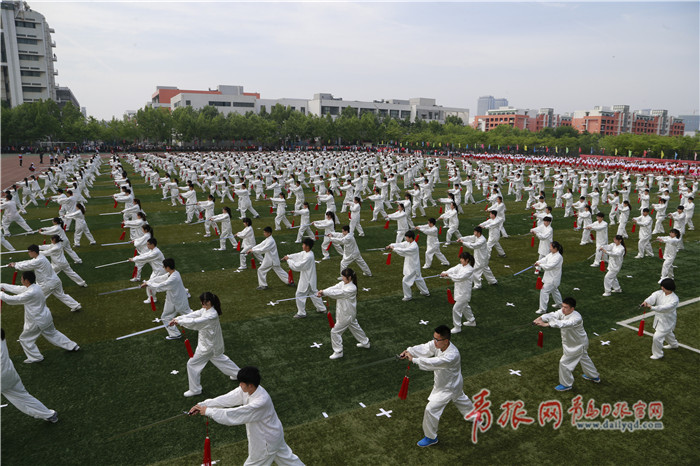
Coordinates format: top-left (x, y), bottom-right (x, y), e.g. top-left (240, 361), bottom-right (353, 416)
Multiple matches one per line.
top-left (132, 247), bottom-right (166, 301)
top-left (459, 235), bottom-right (497, 288)
top-left (387, 210), bottom-right (409, 245)
top-left (657, 236), bottom-right (681, 282)
top-left (0, 283), bottom-right (78, 362)
top-left (444, 263), bottom-right (475, 331)
top-left (480, 216), bottom-right (506, 257)
top-left (415, 224), bottom-right (448, 268)
top-left (1, 199), bottom-right (33, 235)
top-left (13, 255), bottom-right (81, 311)
top-left (601, 243), bottom-right (625, 293)
top-left (39, 243), bottom-right (86, 287)
top-left (537, 251), bottom-right (563, 312)
top-left (286, 249), bottom-right (326, 317)
top-left (633, 214), bottom-right (653, 257)
top-left (644, 289), bottom-right (679, 359)
top-left (406, 340), bottom-right (476, 439)
top-left (174, 307), bottom-right (240, 394)
top-left (64, 208), bottom-right (96, 246)
top-left (212, 213), bottom-right (236, 251)
top-left (1, 337), bottom-right (56, 420)
top-left (250, 236), bottom-right (288, 287)
top-left (540, 309), bottom-right (599, 387)
top-left (201, 386), bottom-right (304, 466)
top-left (588, 220), bottom-right (608, 265)
top-left (322, 281), bottom-right (370, 355)
top-left (329, 232), bottom-right (372, 276)
top-left (145, 270), bottom-right (192, 338)
top-left (349, 202), bottom-right (364, 236)
top-left (389, 240), bottom-right (429, 300)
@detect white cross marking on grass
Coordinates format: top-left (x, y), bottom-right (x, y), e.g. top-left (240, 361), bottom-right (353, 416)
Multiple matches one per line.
top-left (310, 342), bottom-right (323, 348)
top-left (504, 265), bottom-right (511, 268)
top-left (322, 412), bottom-right (328, 418)
top-left (152, 318), bottom-right (162, 323)
top-left (267, 301), bottom-right (277, 306)
top-left (362, 288), bottom-right (371, 291)
top-left (506, 302), bottom-right (515, 307)
top-left (419, 320), bottom-right (429, 325)
top-left (170, 370), bottom-right (179, 375)
top-left (593, 332), bottom-right (599, 336)
top-left (315, 261), bottom-right (321, 264)
top-left (359, 402), bottom-right (366, 408)
top-left (601, 341), bottom-right (611, 346)
top-left (626, 275), bottom-right (633, 278)
top-left (376, 408), bottom-right (393, 418)
top-left (509, 369), bottom-right (522, 376)
top-left (573, 287), bottom-right (581, 291)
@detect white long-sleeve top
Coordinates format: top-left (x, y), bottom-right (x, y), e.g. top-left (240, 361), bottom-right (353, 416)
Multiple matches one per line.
top-left (406, 341), bottom-right (464, 403)
top-left (438, 208), bottom-right (459, 228)
top-left (416, 224), bottom-right (440, 249)
top-left (538, 251), bottom-right (563, 287)
top-left (589, 220), bottom-right (609, 246)
top-left (39, 224), bottom-right (70, 244)
top-left (312, 218), bottom-right (335, 235)
top-left (0, 283), bottom-right (54, 330)
top-left (531, 223), bottom-right (553, 256)
top-left (0, 199), bottom-right (22, 220)
top-left (389, 240), bottom-right (421, 278)
top-left (322, 281), bottom-right (357, 320)
top-left (329, 232), bottom-right (361, 260)
top-left (211, 213), bottom-right (233, 237)
top-left (658, 236), bottom-right (681, 261)
top-left (251, 236), bottom-right (281, 266)
top-left (480, 217), bottom-right (504, 244)
top-left (133, 233), bottom-right (151, 254)
top-left (145, 270), bottom-right (190, 311)
top-left (644, 290), bottom-right (678, 333)
top-left (292, 208), bottom-right (310, 226)
top-left (271, 197), bottom-right (287, 215)
top-left (286, 250), bottom-right (318, 290)
top-left (1, 338), bottom-right (22, 389)
top-left (132, 247), bottom-right (165, 275)
top-left (13, 255), bottom-right (61, 289)
top-left (459, 235), bottom-right (489, 265)
top-left (602, 243), bottom-right (625, 272)
top-left (633, 214), bottom-right (653, 239)
top-left (39, 243), bottom-right (70, 269)
top-left (349, 202), bottom-right (361, 220)
top-left (387, 210), bottom-right (409, 232)
top-left (198, 200), bottom-right (215, 219)
top-left (174, 307), bottom-right (225, 355)
top-left (444, 263), bottom-right (473, 302)
top-left (541, 309), bottom-right (589, 356)
top-left (202, 386), bottom-right (288, 463)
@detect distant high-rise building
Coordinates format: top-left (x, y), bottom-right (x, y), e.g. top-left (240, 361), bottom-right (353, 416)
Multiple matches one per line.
top-left (1, 0), bottom-right (78, 109)
top-left (476, 95), bottom-right (509, 117)
top-left (678, 114), bottom-right (699, 133)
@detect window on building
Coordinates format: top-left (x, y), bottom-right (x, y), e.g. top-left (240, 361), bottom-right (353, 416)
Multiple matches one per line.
top-left (300, 107), bottom-right (305, 114)
top-left (22, 86), bottom-right (42, 93)
top-left (17, 37), bottom-right (39, 45)
top-left (186, 100), bottom-right (191, 106)
top-left (428, 112), bottom-right (433, 119)
top-left (390, 110), bottom-right (399, 118)
top-left (232, 102), bottom-right (255, 108)
top-left (20, 70), bottom-right (41, 77)
top-left (401, 110), bottom-right (411, 119)
top-left (209, 101), bottom-right (231, 107)
top-left (173, 101), bottom-right (180, 108)
top-left (15, 21), bottom-right (37, 28)
top-left (18, 54), bottom-right (40, 61)
top-left (378, 109), bottom-right (388, 117)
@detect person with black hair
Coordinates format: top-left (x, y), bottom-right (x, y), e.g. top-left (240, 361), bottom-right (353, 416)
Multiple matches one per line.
top-left (632, 208), bottom-right (654, 258)
top-left (437, 202), bottom-right (461, 247)
top-left (249, 227), bottom-right (289, 289)
top-left (197, 194), bottom-right (216, 237)
top-left (318, 268), bottom-right (370, 359)
top-left (233, 183), bottom-right (259, 219)
top-left (668, 205), bottom-right (687, 250)
top-left (399, 324), bottom-right (480, 447)
top-left (480, 210), bottom-right (507, 258)
top-left (656, 229), bottom-right (682, 283)
top-left (387, 202), bottom-right (410, 244)
top-left (0, 271), bottom-right (79, 363)
top-left (1, 193), bottom-right (33, 235)
top-left (123, 211), bottom-right (147, 242)
top-left (170, 292), bottom-right (239, 397)
top-left (386, 230), bottom-right (430, 302)
top-left (414, 218), bottom-right (449, 268)
top-left (1, 328), bottom-right (58, 422)
top-left (642, 278), bottom-right (679, 359)
top-left (189, 366), bottom-right (304, 465)
top-left (65, 203), bottom-right (96, 246)
top-left (130, 237), bottom-right (166, 303)
top-left (600, 235), bottom-right (626, 296)
top-left (348, 196), bottom-right (365, 237)
top-left (535, 241), bottom-right (563, 314)
top-left (143, 258), bottom-right (192, 340)
top-left (441, 252), bottom-right (476, 334)
top-left (272, 192), bottom-right (292, 231)
top-left (458, 226), bottom-right (497, 289)
top-left (533, 297), bottom-right (600, 391)
top-left (9, 245), bottom-right (81, 312)
top-left (312, 211), bottom-right (343, 260)
top-left (292, 202), bottom-right (315, 244)
top-left (328, 225), bottom-right (372, 277)
top-left (38, 217), bottom-right (82, 264)
top-left (585, 212), bottom-right (609, 267)
top-left (212, 207), bottom-right (237, 252)
top-left (283, 238), bottom-right (326, 318)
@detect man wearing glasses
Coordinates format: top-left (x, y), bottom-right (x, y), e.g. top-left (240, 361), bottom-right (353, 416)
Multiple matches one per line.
top-left (399, 325), bottom-right (481, 447)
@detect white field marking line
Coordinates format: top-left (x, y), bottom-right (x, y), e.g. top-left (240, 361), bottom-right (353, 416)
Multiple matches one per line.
top-left (615, 296), bottom-right (700, 355)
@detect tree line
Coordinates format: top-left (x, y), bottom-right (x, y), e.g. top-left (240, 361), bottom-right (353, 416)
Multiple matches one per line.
top-left (2, 100), bottom-right (699, 159)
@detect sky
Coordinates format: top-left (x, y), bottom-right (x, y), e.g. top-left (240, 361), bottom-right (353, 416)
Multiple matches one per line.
top-left (32, 0), bottom-right (699, 121)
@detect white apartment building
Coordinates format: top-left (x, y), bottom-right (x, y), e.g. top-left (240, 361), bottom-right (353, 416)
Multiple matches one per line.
top-left (1, 0), bottom-right (57, 107)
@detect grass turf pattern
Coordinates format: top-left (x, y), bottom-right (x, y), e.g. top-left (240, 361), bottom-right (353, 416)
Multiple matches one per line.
top-left (1, 156), bottom-right (698, 465)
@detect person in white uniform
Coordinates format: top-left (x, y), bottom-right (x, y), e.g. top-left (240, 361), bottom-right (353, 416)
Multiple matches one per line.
top-left (386, 230), bottom-right (430, 301)
top-left (0, 271), bottom-right (79, 363)
top-left (585, 212), bottom-right (609, 267)
top-left (170, 292), bottom-right (240, 397)
top-left (534, 241), bottom-right (563, 314)
top-left (399, 325), bottom-right (481, 447)
top-left (441, 252), bottom-right (476, 334)
top-left (641, 278), bottom-right (679, 360)
top-left (414, 218), bottom-right (449, 269)
top-left (283, 238), bottom-right (326, 318)
top-left (328, 225), bottom-right (372, 277)
top-left (248, 227), bottom-right (291, 290)
top-left (142, 258), bottom-right (192, 340)
top-left (458, 227), bottom-right (498, 289)
top-left (1, 328), bottom-right (59, 423)
top-left (318, 268), bottom-right (370, 360)
top-left (656, 229), bottom-right (681, 283)
top-left (632, 208), bottom-right (654, 258)
top-left (600, 235), bottom-right (626, 296)
top-left (188, 366), bottom-right (304, 466)
top-left (534, 297), bottom-right (600, 391)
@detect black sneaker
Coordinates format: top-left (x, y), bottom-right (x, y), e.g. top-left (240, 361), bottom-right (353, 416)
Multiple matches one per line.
top-left (46, 412), bottom-right (58, 423)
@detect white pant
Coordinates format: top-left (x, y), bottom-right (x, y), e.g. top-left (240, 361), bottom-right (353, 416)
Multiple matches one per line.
top-left (487, 239), bottom-right (505, 256)
top-left (340, 256), bottom-right (371, 276)
top-left (472, 260), bottom-right (497, 287)
top-left (423, 392), bottom-right (475, 439)
top-left (186, 347), bottom-right (240, 393)
top-left (162, 302), bottom-right (192, 338)
top-left (320, 237), bottom-right (343, 259)
top-left (39, 280), bottom-right (80, 310)
top-left (295, 284), bottom-right (326, 316)
top-left (295, 225), bottom-right (314, 243)
top-left (330, 313), bottom-right (369, 353)
top-left (2, 216), bottom-right (32, 235)
top-left (637, 237), bottom-right (653, 257)
top-left (219, 233), bottom-right (236, 250)
top-left (402, 275), bottom-right (429, 299)
top-left (603, 270), bottom-right (620, 292)
top-left (660, 258), bottom-right (674, 280)
top-left (539, 282), bottom-right (562, 312)
top-left (53, 262), bottom-right (86, 286)
top-left (452, 300), bottom-right (474, 329)
top-left (424, 244), bottom-right (448, 267)
top-left (244, 443), bottom-right (304, 466)
top-left (445, 227), bottom-right (462, 244)
top-left (275, 214), bottom-right (291, 230)
top-left (559, 348), bottom-right (598, 387)
top-left (20, 321), bottom-right (77, 362)
top-left (349, 218), bottom-right (364, 236)
top-left (652, 328), bottom-right (678, 358)
top-left (2, 380), bottom-right (55, 420)
top-left (73, 221), bottom-right (95, 245)
top-left (257, 262), bottom-right (288, 287)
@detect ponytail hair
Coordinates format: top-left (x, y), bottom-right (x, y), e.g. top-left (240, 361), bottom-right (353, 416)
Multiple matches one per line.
top-left (341, 267), bottom-right (358, 286)
top-left (142, 224), bottom-right (153, 237)
top-left (223, 206), bottom-right (232, 218)
top-left (614, 234), bottom-right (627, 256)
top-left (326, 211), bottom-right (336, 223)
top-left (199, 291), bottom-right (222, 315)
top-left (53, 217), bottom-right (64, 227)
top-left (551, 240), bottom-right (563, 255)
top-left (404, 192), bottom-right (413, 203)
top-left (77, 203), bottom-right (86, 215)
top-left (459, 251), bottom-right (475, 267)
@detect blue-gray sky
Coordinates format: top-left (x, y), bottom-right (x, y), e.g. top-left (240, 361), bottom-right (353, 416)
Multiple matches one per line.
top-left (34, 1), bottom-right (699, 121)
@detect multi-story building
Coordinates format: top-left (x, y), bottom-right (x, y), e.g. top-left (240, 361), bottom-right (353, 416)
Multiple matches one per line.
top-left (476, 95), bottom-right (509, 118)
top-left (150, 86), bottom-right (469, 124)
top-left (677, 114), bottom-right (698, 135)
top-left (471, 107), bottom-right (532, 131)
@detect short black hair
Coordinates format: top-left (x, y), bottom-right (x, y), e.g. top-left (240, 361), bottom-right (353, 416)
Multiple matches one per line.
top-left (434, 325), bottom-right (451, 340)
top-left (596, 212), bottom-right (605, 218)
top-left (163, 258), bottom-right (175, 270)
top-left (28, 244), bottom-right (40, 254)
top-left (342, 225), bottom-right (350, 232)
top-left (263, 226), bottom-right (273, 234)
top-left (543, 216), bottom-right (552, 222)
top-left (147, 237), bottom-right (158, 247)
top-left (302, 237), bottom-right (315, 249)
top-left (562, 297), bottom-right (576, 308)
top-left (428, 217), bottom-right (436, 225)
top-left (404, 230), bottom-right (415, 239)
top-left (237, 366), bottom-right (261, 387)
top-left (660, 278), bottom-right (676, 291)
top-left (473, 226), bottom-right (483, 234)
top-left (22, 270), bottom-right (36, 284)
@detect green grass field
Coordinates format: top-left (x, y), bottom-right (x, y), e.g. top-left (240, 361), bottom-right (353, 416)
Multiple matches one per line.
top-left (1, 156), bottom-right (699, 465)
